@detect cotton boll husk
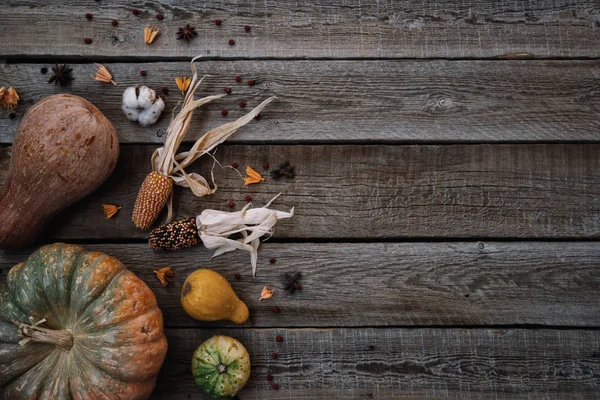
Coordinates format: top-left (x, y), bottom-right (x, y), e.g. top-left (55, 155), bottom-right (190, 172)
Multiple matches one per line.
top-left (122, 105), bottom-right (140, 121)
top-left (138, 86), bottom-right (157, 109)
top-left (122, 87), bottom-right (140, 109)
top-left (138, 97), bottom-right (165, 127)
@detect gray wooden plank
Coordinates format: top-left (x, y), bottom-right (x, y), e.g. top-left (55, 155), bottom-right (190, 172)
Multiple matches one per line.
top-left (1, 1), bottom-right (599, 59)
top-left (0, 144), bottom-right (597, 241)
top-left (2, 242), bottom-right (599, 328)
top-left (1, 60), bottom-right (599, 143)
top-left (151, 327), bottom-right (600, 399)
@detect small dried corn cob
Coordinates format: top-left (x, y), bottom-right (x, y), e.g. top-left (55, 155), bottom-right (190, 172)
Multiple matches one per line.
top-left (149, 217), bottom-right (200, 250)
top-left (132, 171), bottom-right (173, 229)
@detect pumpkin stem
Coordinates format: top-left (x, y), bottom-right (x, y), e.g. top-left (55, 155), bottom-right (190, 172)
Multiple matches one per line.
top-left (15, 317), bottom-right (74, 352)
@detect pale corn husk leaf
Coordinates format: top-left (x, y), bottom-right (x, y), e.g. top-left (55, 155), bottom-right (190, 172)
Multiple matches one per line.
top-left (147, 55), bottom-right (276, 224)
top-left (196, 194), bottom-right (294, 276)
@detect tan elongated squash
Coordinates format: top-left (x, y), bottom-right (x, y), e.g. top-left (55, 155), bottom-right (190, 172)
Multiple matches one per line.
top-left (0, 94), bottom-right (119, 249)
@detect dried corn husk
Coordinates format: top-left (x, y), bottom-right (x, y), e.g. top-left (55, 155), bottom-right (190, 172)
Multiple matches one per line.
top-left (196, 194), bottom-right (293, 276)
top-left (142, 55), bottom-right (276, 224)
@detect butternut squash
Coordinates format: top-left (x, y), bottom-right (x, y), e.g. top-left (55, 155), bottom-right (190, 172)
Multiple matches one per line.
top-left (0, 94), bottom-right (119, 249)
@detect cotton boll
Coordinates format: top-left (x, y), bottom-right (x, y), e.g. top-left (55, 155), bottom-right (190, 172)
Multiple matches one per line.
top-left (122, 87), bottom-right (140, 109)
top-left (138, 97), bottom-right (165, 127)
top-left (137, 86), bottom-right (157, 109)
top-left (122, 104), bottom-right (140, 122)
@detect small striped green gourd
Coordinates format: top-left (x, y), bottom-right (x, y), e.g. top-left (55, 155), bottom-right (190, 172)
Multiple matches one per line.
top-left (0, 243), bottom-right (168, 400)
top-left (192, 335), bottom-right (251, 398)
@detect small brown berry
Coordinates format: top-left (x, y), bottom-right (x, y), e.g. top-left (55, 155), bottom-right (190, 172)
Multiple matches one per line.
top-left (276, 335), bottom-right (283, 342)
top-left (248, 79), bottom-right (255, 86)
top-left (231, 162), bottom-right (238, 168)
top-left (235, 76), bottom-right (241, 82)
top-left (266, 375), bottom-right (273, 382)
top-left (112, 20), bottom-right (118, 26)
top-left (234, 273), bottom-right (241, 279)
top-left (272, 384), bottom-right (279, 390)
top-left (224, 87), bottom-right (232, 94)
top-left (244, 25), bottom-right (251, 32)
top-left (156, 14), bottom-right (164, 20)
top-left (229, 39), bottom-right (235, 46)
top-left (132, 9), bottom-right (140, 15)
top-left (84, 38), bottom-right (93, 44)
top-left (245, 195), bottom-right (252, 201)
top-left (85, 13), bottom-right (93, 20)
top-left (215, 19), bottom-right (222, 26)
top-left (239, 101), bottom-right (246, 108)
top-left (263, 162), bottom-right (269, 169)
top-left (221, 109), bottom-right (228, 116)
top-left (140, 70), bottom-right (147, 76)
top-left (162, 87), bottom-right (169, 95)
top-left (272, 306), bottom-right (280, 313)
top-left (228, 201), bottom-right (235, 208)
top-left (271, 353), bottom-right (278, 359)
top-left (270, 258), bottom-right (276, 264)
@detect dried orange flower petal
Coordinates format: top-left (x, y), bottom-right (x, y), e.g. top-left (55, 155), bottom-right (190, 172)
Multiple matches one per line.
top-left (144, 26), bottom-right (160, 44)
top-left (92, 63), bottom-right (117, 85)
top-left (153, 267), bottom-right (175, 287)
top-left (259, 285), bottom-right (274, 301)
top-left (244, 166), bottom-right (265, 185)
top-left (0, 87), bottom-right (19, 111)
top-left (102, 204), bottom-right (122, 219)
top-left (175, 76), bottom-right (191, 94)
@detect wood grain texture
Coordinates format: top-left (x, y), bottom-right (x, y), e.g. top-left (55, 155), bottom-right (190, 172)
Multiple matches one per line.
top-left (0, 144), bottom-right (597, 241)
top-left (1, 0), bottom-right (599, 59)
top-left (150, 327), bottom-right (600, 399)
top-left (2, 242), bottom-right (599, 328)
top-left (1, 60), bottom-right (600, 143)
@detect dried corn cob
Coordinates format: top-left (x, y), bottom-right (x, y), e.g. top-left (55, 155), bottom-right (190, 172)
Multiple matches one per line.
top-left (132, 171), bottom-right (173, 229)
top-left (149, 217), bottom-right (200, 250)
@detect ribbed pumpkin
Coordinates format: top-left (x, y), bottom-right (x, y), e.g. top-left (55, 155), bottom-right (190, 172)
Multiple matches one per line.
top-left (0, 243), bottom-right (168, 400)
top-left (192, 335), bottom-right (251, 398)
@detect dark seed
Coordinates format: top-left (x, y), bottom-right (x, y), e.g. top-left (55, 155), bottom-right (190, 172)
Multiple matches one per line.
top-left (156, 13), bottom-right (164, 20)
top-left (266, 375), bottom-right (273, 381)
top-left (244, 25), bottom-right (251, 32)
top-left (247, 79), bottom-right (255, 86)
top-left (270, 258), bottom-right (276, 264)
top-left (272, 384), bottom-right (279, 390)
top-left (229, 39), bottom-right (235, 46)
top-left (224, 87), bottom-right (232, 94)
top-left (234, 273), bottom-right (241, 279)
top-left (221, 109), bottom-right (228, 116)
top-left (245, 195), bottom-right (252, 201)
top-left (263, 162), bottom-right (269, 169)
top-left (235, 76), bottom-right (241, 82)
top-left (231, 162), bottom-right (238, 168)
top-left (271, 353), bottom-right (278, 359)
top-left (132, 9), bottom-right (140, 15)
top-left (276, 335), bottom-right (283, 342)
top-left (84, 38), bottom-right (93, 44)
top-left (228, 201), bottom-right (235, 208)
top-left (112, 20), bottom-right (118, 26)
top-left (9, 113), bottom-right (16, 120)
top-left (239, 101), bottom-right (246, 108)
top-left (140, 70), bottom-right (147, 76)
top-left (215, 19), bottom-right (222, 26)
top-left (272, 306), bottom-right (280, 313)
top-left (85, 13), bottom-right (93, 20)
top-left (40, 67), bottom-right (48, 74)
top-left (162, 87), bottom-right (169, 95)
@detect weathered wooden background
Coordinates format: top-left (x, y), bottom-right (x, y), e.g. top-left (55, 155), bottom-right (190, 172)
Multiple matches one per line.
top-left (1, 0), bottom-right (599, 399)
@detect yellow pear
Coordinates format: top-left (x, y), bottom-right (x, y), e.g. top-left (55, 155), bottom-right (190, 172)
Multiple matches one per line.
top-left (181, 269), bottom-right (249, 323)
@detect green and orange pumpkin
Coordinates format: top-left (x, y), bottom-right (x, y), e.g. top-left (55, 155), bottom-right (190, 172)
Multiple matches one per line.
top-left (0, 243), bottom-right (168, 399)
top-left (192, 335), bottom-right (251, 398)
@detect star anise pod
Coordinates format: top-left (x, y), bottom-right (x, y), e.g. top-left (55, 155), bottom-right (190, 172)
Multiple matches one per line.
top-left (282, 272), bottom-right (302, 294)
top-left (270, 162), bottom-right (295, 180)
top-left (48, 64), bottom-right (73, 87)
top-left (176, 24), bottom-right (197, 42)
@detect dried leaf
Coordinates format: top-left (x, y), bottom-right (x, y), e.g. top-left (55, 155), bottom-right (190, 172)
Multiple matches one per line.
top-left (92, 63), bottom-right (117, 85)
top-left (244, 166), bottom-right (265, 185)
top-left (153, 267), bottom-right (175, 287)
top-left (144, 26), bottom-right (159, 44)
top-left (259, 285), bottom-right (273, 301)
top-left (102, 204), bottom-right (122, 219)
top-left (175, 77), bottom-right (191, 95)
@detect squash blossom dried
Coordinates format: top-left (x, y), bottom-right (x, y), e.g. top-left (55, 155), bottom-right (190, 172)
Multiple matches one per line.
top-left (131, 56), bottom-right (276, 230)
top-left (244, 166), bottom-right (265, 185)
top-left (102, 204), bottom-right (122, 219)
top-left (92, 63), bottom-right (117, 85)
top-left (144, 26), bottom-right (160, 44)
top-left (0, 87), bottom-right (19, 111)
top-left (153, 267), bottom-right (175, 287)
top-left (259, 285), bottom-right (274, 301)
top-left (175, 76), bottom-right (191, 94)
